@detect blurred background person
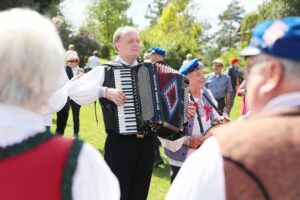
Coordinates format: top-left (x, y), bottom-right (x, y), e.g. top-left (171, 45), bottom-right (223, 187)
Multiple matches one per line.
top-left (182, 53), bottom-right (193, 65)
top-left (65, 55), bottom-right (83, 138)
top-left (236, 79), bottom-right (247, 117)
top-left (56, 55), bottom-right (83, 138)
top-left (86, 50), bottom-right (100, 72)
top-left (205, 59), bottom-right (233, 115)
top-left (65, 43), bottom-right (78, 58)
top-left (143, 52), bottom-right (151, 62)
top-left (225, 57), bottom-right (244, 115)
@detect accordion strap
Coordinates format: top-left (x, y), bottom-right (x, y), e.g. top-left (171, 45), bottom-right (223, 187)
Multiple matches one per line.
top-left (190, 94), bottom-right (205, 135)
top-left (202, 92), bottom-right (222, 116)
top-left (102, 61), bottom-right (125, 68)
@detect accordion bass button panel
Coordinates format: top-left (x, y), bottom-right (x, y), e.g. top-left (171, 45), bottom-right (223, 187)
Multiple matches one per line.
top-left (114, 68), bottom-right (138, 134)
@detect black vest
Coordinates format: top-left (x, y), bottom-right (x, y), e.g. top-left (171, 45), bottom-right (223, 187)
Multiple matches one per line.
top-left (99, 61), bottom-right (131, 135)
top-left (65, 65), bottom-right (73, 80)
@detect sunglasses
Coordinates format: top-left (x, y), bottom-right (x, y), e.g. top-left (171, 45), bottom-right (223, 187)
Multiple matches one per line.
top-left (213, 64), bottom-right (223, 67)
top-left (68, 60), bottom-right (78, 63)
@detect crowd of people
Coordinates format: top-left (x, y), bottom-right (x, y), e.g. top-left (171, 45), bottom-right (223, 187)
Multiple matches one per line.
top-left (1, 7), bottom-right (300, 200)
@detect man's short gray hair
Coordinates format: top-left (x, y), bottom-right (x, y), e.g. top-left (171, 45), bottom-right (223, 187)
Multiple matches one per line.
top-left (259, 54), bottom-right (300, 78)
top-left (0, 9), bottom-right (65, 111)
top-left (113, 26), bottom-right (139, 51)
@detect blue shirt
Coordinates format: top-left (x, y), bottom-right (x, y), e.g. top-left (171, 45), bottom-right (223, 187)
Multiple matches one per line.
top-left (205, 73), bottom-right (233, 99)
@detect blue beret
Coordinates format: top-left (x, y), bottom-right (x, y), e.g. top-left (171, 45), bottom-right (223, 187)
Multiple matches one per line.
top-left (179, 58), bottom-right (204, 75)
top-left (150, 46), bottom-right (166, 57)
top-left (240, 17), bottom-right (300, 62)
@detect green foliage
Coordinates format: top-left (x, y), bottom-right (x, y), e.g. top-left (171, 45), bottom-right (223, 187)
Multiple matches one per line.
top-left (141, 0), bottom-right (202, 68)
top-left (53, 16), bottom-right (100, 66)
top-left (202, 0), bottom-right (245, 67)
top-left (240, 0), bottom-right (300, 47)
top-left (145, 0), bottom-right (168, 27)
top-left (272, 0), bottom-right (300, 17)
top-left (69, 33), bottom-right (100, 67)
top-left (216, 0), bottom-right (245, 51)
top-left (219, 46), bottom-right (247, 70)
top-left (0, 0), bottom-right (60, 15)
top-left (85, 0), bottom-right (133, 59)
top-left (100, 45), bottom-right (110, 59)
top-left (54, 15), bottom-right (72, 49)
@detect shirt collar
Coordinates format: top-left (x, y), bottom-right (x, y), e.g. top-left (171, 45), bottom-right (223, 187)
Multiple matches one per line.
top-left (72, 66), bottom-right (79, 70)
top-left (213, 73), bottom-right (222, 77)
top-left (116, 55), bottom-right (138, 66)
top-left (261, 92), bottom-right (300, 113)
top-left (0, 104), bottom-right (45, 147)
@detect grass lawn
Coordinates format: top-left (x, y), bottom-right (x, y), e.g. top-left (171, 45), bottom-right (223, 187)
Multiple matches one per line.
top-left (51, 97), bottom-right (242, 200)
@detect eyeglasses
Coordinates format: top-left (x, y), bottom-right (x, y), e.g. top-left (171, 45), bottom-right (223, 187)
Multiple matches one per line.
top-left (68, 60), bottom-right (78, 63)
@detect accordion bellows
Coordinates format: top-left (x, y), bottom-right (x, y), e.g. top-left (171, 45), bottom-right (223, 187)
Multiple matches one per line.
top-left (113, 62), bottom-right (189, 140)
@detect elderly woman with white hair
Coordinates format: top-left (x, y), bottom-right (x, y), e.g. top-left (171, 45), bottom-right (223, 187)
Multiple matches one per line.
top-left (0, 8), bottom-right (119, 200)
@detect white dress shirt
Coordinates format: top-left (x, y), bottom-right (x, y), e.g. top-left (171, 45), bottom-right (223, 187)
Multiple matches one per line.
top-left (41, 56), bottom-right (139, 109)
top-left (42, 70), bottom-right (69, 126)
top-left (0, 104), bottom-right (120, 200)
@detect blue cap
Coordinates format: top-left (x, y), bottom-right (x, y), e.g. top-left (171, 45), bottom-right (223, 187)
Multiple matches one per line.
top-left (179, 58), bottom-right (204, 75)
top-left (240, 17), bottom-right (300, 62)
top-left (150, 46), bottom-right (166, 57)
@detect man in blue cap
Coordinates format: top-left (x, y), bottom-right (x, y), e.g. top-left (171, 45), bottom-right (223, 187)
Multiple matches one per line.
top-left (160, 58), bottom-right (221, 183)
top-left (149, 46), bottom-right (167, 65)
top-left (167, 17), bottom-right (300, 200)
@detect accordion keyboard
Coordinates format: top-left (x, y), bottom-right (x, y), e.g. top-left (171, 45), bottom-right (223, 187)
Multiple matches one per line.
top-left (114, 68), bottom-right (138, 134)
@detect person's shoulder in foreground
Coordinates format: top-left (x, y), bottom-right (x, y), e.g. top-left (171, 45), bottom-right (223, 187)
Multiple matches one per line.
top-left (0, 8), bottom-right (119, 200)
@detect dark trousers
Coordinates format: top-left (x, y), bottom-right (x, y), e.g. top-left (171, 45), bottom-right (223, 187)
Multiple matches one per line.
top-left (56, 101), bottom-right (70, 135)
top-left (70, 100), bottom-right (81, 136)
top-left (153, 136), bottom-right (163, 167)
top-left (55, 99), bottom-right (81, 136)
top-left (216, 97), bottom-right (226, 114)
top-left (104, 134), bottom-right (155, 200)
top-left (170, 165), bottom-right (181, 184)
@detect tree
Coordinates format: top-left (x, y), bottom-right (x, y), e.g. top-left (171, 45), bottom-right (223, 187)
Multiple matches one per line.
top-left (145, 0), bottom-right (168, 27)
top-left (52, 14), bottom-right (73, 49)
top-left (85, 0), bottom-right (133, 58)
top-left (240, 0), bottom-right (300, 46)
top-left (69, 32), bottom-right (100, 67)
top-left (141, 0), bottom-right (202, 68)
top-left (0, 0), bottom-right (60, 15)
top-left (272, 0), bottom-right (300, 17)
top-left (215, 0), bottom-right (245, 52)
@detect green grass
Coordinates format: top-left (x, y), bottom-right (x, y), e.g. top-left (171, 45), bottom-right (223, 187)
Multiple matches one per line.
top-left (51, 97), bottom-right (242, 200)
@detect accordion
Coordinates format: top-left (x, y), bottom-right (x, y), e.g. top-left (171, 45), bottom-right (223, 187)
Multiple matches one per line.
top-left (113, 62), bottom-right (189, 140)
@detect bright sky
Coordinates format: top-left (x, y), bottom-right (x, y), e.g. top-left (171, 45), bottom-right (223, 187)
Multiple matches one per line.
top-left (60, 0), bottom-right (263, 30)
